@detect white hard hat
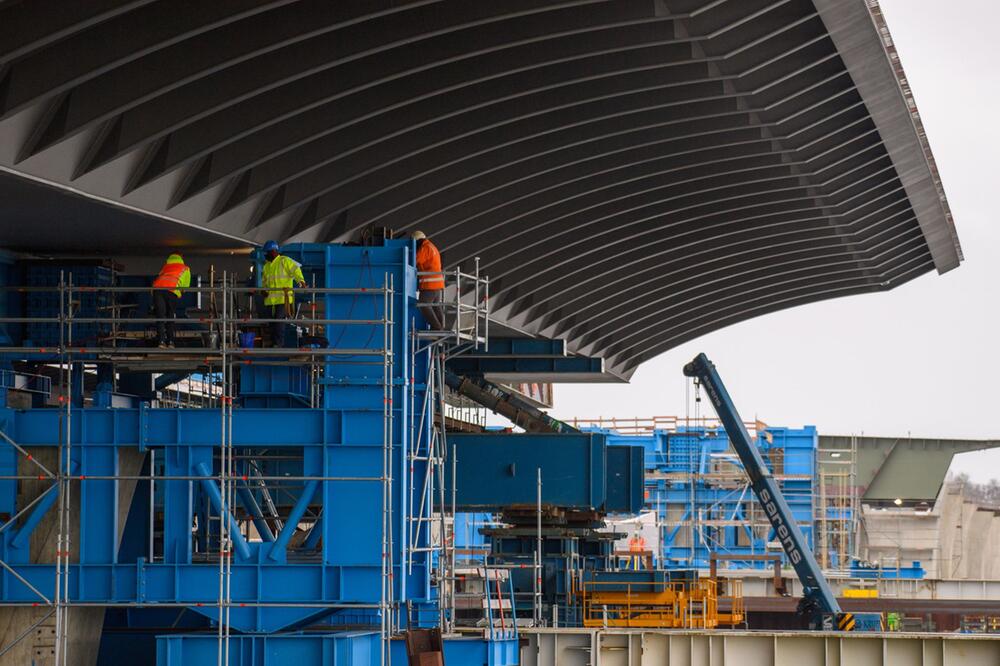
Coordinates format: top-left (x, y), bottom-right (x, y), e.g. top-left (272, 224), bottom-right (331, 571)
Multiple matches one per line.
top-left (411, 230), bottom-right (426, 241)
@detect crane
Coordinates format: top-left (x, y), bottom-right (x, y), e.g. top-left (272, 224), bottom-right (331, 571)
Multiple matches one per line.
top-left (683, 353), bottom-right (856, 631)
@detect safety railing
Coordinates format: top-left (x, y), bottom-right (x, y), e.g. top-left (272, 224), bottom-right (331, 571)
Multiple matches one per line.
top-left (0, 368), bottom-right (52, 397)
top-left (568, 415), bottom-right (767, 436)
top-left (0, 281), bottom-right (392, 359)
top-left (417, 256), bottom-right (490, 351)
top-left (577, 577), bottom-right (728, 629)
top-left (482, 562), bottom-right (518, 642)
top-left (718, 578), bottom-right (745, 628)
top-left (406, 260), bottom-right (490, 635)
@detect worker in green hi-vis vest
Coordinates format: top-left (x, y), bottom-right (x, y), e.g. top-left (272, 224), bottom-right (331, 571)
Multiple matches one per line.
top-left (261, 240), bottom-right (305, 347)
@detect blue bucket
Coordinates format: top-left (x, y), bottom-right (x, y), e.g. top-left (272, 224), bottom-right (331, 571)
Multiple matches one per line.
top-left (238, 332), bottom-right (256, 348)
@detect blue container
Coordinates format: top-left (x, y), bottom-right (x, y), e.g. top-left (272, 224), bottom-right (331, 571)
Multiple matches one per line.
top-left (238, 331), bottom-right (255, 348)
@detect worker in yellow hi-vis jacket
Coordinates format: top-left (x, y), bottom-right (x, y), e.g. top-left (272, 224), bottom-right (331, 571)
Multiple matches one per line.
top-left (261, 240), bottom-right (305, 346)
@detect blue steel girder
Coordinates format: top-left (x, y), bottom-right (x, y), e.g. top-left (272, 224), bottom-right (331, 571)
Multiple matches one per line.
top-left (452, 337), bottom-right (566, 358)
top-left (444, 433), bottom-right (643, 515)
top-left (445, 354), bottom-right (603, 378)
top-left (0, 408), bottom-right (428, 632)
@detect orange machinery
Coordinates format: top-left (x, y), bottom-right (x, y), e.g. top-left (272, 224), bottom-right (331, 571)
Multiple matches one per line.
top-left (574, 570), bottom-right (744, 629)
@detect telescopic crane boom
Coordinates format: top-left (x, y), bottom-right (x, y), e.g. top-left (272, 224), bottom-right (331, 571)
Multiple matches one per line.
top-left (683, 353), bottom-right (855, 630)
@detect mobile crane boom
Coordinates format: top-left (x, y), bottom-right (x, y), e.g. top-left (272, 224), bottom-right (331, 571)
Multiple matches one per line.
top-left (683, 353), bottom-right (853, 630)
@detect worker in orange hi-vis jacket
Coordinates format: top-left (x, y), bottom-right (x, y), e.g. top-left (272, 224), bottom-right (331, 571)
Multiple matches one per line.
top-left (628, 531), bottom-right (647, 570)
top-left (151, 253), bottom-right (191, 348)
top-left (412, 230), bottom-right (445, 330)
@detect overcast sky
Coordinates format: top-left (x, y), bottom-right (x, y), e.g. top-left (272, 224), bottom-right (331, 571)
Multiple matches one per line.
top-left (550, 0), bottom-right (1000, 483)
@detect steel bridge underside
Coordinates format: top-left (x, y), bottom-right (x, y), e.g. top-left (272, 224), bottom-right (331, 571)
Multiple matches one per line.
top-left (0, 0), bottom-right (962, 379)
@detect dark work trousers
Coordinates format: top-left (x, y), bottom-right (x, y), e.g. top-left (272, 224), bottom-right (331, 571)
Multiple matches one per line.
top-left (418, 289), bottom-right (445, 330)
top-left (152, 290), bottom-right (180, 345)
top-left (268, 304), bottom-right (289, 347)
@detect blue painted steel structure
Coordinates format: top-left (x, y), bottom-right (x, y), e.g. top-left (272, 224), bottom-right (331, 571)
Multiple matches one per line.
top-left (155, 631), bottom-right (519, 665)
top-left (596, 424), bottom-right (821, 569)
top-left (0, 250), bottom-right (20, 347)
top-left (445, 433), bottom-right (644, 514)
top-left (850, 560), bottom-right (925, 580)
top-left (446, 354), bottom-right (604, 378)
top-left (157, 631), bottom-right (381, 665)
top-left (443, 433), bottom-right (643, 626)
top-left (453, 513), bottom-right (493, 553)
top-left (0, 241), bottom-right (521, 664)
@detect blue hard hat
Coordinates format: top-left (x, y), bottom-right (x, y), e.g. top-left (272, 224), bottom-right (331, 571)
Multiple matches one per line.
top-left (263, 240), bottom-right (279, 253)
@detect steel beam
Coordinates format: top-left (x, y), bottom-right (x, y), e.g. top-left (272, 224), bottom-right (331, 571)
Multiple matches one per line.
top-left (520, 628), bottom-right (1000, 666)
top-left (446, 355), bottom-right (603, 379)
top-left (453, 338), bottom-right (567, 359)
top-left (194, 461), bottom-right (252, 561)
top-left (138, 28), bottom-right (696, 200)
top-left (0, 1), bottom-right (157, 63)
top-left (51, 1), bottom-right (609, 173)
top-left (266, 480), bottom-right (318, 562)
top-left (4, 1), bottom-right (294, 119)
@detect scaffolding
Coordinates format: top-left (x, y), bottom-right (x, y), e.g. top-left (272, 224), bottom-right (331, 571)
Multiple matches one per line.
top-left (406, 331), bottom-right (449, 631)
top-left (405, 258), bottom-right (491, 638)
top-left (815, 436), bottom-right (859, 571)
top-left (0, 273), bottom-right (404, 665)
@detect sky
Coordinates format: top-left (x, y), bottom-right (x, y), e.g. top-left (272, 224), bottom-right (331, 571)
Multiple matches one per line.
top-left (549, 0), bottom-right (1000, 483)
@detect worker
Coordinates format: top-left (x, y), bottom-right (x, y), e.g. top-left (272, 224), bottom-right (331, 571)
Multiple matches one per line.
top-left (151, 253), bottom-right (191, 348)
top-left (261, 240), bottom-right (305, 347)
top-left (628, 530), bottom-right (647, 570)
top-left (412, 230), bottom-right (445, 330)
